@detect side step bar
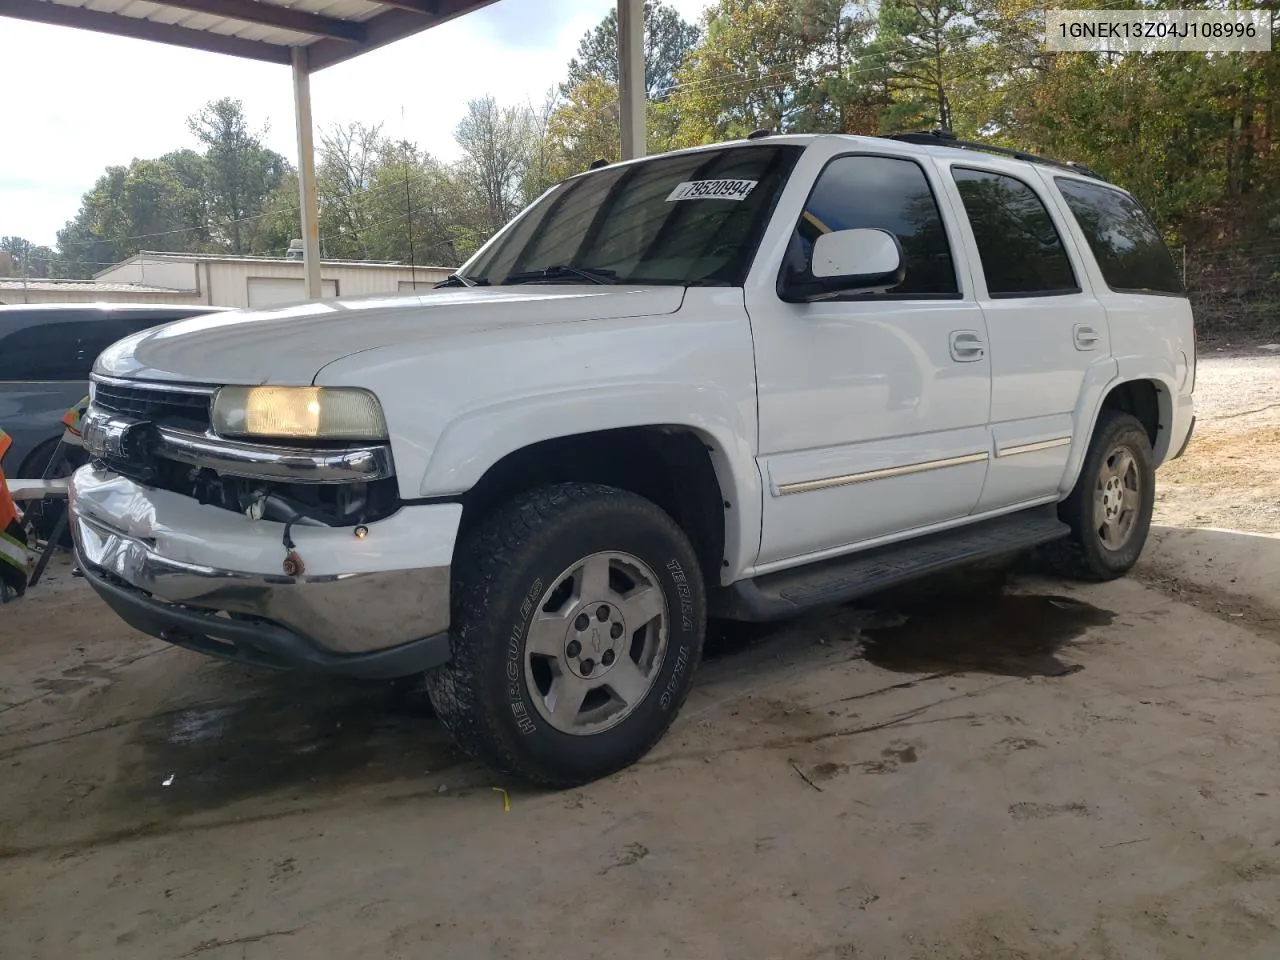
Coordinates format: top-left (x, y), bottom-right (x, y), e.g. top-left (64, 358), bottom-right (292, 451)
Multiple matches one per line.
top-left (711, 505), bottom-right (1070, 622)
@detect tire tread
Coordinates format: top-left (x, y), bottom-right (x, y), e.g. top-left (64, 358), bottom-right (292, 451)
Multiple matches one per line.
top-left (424, 482), bottom-right (702, 787)
top-left (1043, 410), bottom-right (1154, 582)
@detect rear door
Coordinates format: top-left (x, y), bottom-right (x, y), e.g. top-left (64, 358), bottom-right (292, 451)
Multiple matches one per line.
top-left (935, 159), bottom-right (1113, 512)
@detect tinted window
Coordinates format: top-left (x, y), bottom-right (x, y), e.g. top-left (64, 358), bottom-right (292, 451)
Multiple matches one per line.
top-left (790, 155), bottom-right (958, 297)
top-left (465, 145), bottom-right (802, 287)
top-left (952, 168), bottom-right (1078, 297)
top-left (0, 315), bottom-right (173, 381)
top-left (1055, 178), bottom-right (1183, 294)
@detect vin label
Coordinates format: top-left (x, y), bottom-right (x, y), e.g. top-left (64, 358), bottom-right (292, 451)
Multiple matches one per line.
top-left (666, 179), bottom-right (759, 202)
top-left (1045, 10), bottom-right (1272, 52)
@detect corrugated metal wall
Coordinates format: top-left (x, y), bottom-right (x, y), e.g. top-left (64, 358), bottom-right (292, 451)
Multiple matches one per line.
top-left (0, 288), bottom-right (203, 305)
top-left (5, 260), bottom-right (454, 308)
top-left (206, 261), bottom-right (452, 308)
top-left (99, 259), bottom-right (199, 291)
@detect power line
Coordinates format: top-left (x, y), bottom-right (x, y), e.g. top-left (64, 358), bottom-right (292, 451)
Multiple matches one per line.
top-left (54, 206), bottom-right (284, 249)
top-left (662, 52), bottom-right (940, 99)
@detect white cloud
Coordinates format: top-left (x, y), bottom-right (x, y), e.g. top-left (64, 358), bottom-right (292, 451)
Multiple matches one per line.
top-left (0, 0), bottom-right (710, 248)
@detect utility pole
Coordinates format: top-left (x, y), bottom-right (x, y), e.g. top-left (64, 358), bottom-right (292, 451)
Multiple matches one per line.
top-left (617, 0), bottom-right (646, 160)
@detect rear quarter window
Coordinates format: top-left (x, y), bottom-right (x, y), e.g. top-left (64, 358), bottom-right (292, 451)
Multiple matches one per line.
top-left (1054, 178), bottom-right (1183, 295)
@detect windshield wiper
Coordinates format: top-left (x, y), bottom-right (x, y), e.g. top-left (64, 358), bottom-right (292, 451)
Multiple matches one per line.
top-left (502, 265), bottom-right (617, 286)
top-left (434, 273), bottom-right (488, 288)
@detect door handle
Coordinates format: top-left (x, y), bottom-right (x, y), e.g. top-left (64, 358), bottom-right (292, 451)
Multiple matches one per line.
top-left (949, 330), bottom-right (986, 362)
top-left (1074, 324), bottom-right (1101, 351)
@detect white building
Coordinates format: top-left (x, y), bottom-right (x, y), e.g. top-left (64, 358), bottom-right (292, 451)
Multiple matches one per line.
top-left (0, 251), bottom-right (451, 308)
top-left (0, 278), bottom-right (203, 306)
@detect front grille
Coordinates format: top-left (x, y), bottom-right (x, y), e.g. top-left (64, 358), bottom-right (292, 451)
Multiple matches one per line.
top-left (92, 380), bottom-right (212, 433)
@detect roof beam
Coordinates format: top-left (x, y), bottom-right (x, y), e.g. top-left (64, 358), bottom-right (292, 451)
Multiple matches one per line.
top-left (306, 0), bottom-right (497, 70)
top-left (372, 0), bottom-right (441, 13)
top-left (0, 0), bottom-right (292, 63)
top-left (146, 0), bottom-right (367, 42)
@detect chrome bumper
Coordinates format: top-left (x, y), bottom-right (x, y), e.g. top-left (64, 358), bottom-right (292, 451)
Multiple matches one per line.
top-left (154, 426), bottom-right (393, 483)
top-left (73, 508), bottom-right (451, 666)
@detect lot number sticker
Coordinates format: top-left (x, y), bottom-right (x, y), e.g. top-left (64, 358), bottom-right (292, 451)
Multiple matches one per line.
top-left (666, 179), bottom-right (758, 202)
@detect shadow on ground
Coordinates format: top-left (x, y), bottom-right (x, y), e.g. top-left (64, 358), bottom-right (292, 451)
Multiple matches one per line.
top-left (123, 673), bottom-right (465, 815)
top-left (117, 561), bottom-right (1110, 816)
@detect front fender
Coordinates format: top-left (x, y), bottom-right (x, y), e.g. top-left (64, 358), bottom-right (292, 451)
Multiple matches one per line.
top-left (422, 385), bottom-right (762, 583)
top-left (313, 288), bottom-right (763, 580)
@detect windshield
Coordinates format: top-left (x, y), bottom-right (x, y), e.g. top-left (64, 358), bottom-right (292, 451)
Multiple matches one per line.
top-left (460, 144), bottom-right (803, 287)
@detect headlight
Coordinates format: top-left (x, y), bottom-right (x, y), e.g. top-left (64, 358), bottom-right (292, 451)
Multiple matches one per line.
top-left (212, 386), bottom-right (388, 442)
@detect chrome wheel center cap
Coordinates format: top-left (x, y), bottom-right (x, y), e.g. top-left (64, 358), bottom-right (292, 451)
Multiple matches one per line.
top-left (564, 601), bottom-right (626, 680)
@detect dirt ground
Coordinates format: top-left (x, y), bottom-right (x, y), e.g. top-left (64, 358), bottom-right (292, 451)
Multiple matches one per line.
top-left (4, 353), bottom-right (1280, 959)
top-left (1154, 347), bottom-right (1280, 534)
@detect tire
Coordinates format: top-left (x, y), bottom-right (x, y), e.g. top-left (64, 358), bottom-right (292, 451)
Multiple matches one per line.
top-left (1045, 410), bottom-right (1155, 581)
top-left (425, 483), bottom-right (706, 787)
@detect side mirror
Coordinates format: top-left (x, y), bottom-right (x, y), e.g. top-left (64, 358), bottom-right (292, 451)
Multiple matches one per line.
top-left (779, 227), bottom-right (906, 302)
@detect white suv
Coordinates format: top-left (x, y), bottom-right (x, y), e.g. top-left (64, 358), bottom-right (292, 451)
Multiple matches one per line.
top-left (70, 132), bottom-right (1195, 786)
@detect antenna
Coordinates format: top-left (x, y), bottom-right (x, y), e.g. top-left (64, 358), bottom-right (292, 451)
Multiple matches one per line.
top-left (404, 144), bottom-right (417, 291)
top-left (399, 106), bottom-right (418, 291)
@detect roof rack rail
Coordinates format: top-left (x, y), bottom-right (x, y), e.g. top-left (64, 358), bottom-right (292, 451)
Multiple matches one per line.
top-left (882, 130), bottom-right (1106, 182)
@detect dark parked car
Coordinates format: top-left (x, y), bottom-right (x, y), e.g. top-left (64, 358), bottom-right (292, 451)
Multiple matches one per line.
top-left (0, 303), bottom-right (227, 536)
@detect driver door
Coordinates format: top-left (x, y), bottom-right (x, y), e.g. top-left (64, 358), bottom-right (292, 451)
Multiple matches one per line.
top-left (746, 150), bottom-right (993, 569)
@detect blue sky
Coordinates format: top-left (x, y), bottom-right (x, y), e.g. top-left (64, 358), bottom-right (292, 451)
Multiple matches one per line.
top-left (0, 0), bottom-right (709, 248)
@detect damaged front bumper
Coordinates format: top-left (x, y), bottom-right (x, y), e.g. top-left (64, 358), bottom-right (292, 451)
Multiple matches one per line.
top-left (69, 467), bottom-right (461, 679)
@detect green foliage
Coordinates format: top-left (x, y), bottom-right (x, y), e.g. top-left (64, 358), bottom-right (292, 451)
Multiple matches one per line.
top-left (52, 98), bottom-right (292, 276)
top-left (187, 98), bottom-right (290, 254)
top-left (455, 96), bottom-right (535, 236)
top-left (0, 237), bottom-right (56, 278)
top-left (562, 0), bottom-right (700, 100)
top-left (366, 140), bottom-right (472, 266)
top-left (663, 0), bottom-right (813, 144)
top-left (53, 160), bottom-right (195, 278)
top-left (546, 76), bottom-right (623, 179)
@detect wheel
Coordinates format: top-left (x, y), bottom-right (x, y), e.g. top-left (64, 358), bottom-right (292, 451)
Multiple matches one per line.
top-left (1045, 410), bottom-right (1155, 581)
top-left (425, 483), bottom-right (706, 787)
top-left (17, 438), bottom-right (86, 548)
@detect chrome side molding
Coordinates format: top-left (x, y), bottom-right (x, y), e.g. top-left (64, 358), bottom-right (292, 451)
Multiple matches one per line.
top-left (996, 437), bottom-right (1072, 458)
top-left (776, 451), bottom-right (989, 496)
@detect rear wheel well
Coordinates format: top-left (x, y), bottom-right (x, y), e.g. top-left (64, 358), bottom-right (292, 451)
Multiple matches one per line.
top-left (457, 428), bottom-right (727, 585)
top-left (1099, 380), bottom-right (1161, 448)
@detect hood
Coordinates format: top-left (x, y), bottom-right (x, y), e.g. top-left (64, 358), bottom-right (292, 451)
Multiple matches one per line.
top-left (94, 286), bottom-right (687, 385)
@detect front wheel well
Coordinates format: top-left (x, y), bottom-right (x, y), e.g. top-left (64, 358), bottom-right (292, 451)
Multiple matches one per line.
top-left (456, 427), bottom-right (727, 586)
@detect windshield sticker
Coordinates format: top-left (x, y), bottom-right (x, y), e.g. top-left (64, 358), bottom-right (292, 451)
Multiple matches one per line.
top-left (666, 179), bottom-right (759, 202)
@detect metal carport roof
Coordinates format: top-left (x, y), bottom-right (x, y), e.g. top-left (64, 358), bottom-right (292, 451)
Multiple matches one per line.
top-left (0, 0), bottom-right (499, 71)
top-left (0, 0), bottom-right (648, 296)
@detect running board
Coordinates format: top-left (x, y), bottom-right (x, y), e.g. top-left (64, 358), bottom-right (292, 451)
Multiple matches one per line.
top-left (711, 505), bottom-right (1070, 622)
